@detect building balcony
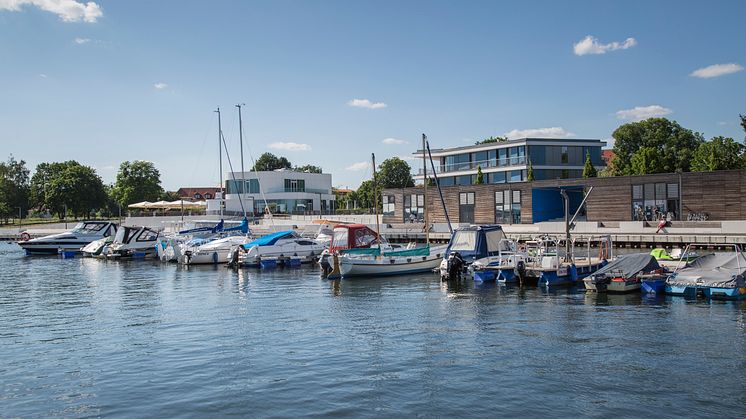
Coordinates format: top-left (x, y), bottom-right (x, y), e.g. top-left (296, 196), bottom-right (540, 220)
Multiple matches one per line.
top-left (417, 156), bottom-right (527, 176)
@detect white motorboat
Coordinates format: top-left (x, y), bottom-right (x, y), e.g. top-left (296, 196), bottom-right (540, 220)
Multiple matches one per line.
top-left (18, 221), bottom-right (118, 255)
top-left (81, 236), bottom-right (114, 257)
top-left (234, 230), bottom-right (326, 267)
top-left (103, 226), bottom-right (161, 259)
top-left (173, 235), bottom-right (250, 265)
top-left (337, 244), bottom-right (448, 278)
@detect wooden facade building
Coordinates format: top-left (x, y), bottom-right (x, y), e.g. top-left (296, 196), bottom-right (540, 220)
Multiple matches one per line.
top-left (382, 169), bottom-right (746, 225)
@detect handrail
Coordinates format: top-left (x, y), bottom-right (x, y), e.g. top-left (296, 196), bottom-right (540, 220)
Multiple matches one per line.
top-left (417, 156), bottom-right (527, 175)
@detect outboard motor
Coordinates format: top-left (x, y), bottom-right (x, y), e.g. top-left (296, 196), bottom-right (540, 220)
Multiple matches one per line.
top-left (590, 273), bottom-right (611, 292)
top-left (514, 260), bottom-right (527, 287)
top-left (445, 251), bottom-right (465, 281)
top-left (227, 247), bottom-right (240, 269)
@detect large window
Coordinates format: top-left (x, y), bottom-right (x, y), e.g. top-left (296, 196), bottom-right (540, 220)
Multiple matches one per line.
top-left (459, 192), bottom-right (475, 224)
top-left (383, 195), bottom-right (395, 217)
top-left (490, 172), bottom-right (506, 184)
top-left (444, 153), bottom-right (471, 172)
top-left (496, 190), bottom-right (521, 224)
top-left (403, 194), bottom-right (423, 222)
top-left (226, 179), bottom-right (260, 194)
top-left (284, 179), bottom-right (305, 192)
top-left (632, 182), bottom-right (679, 221)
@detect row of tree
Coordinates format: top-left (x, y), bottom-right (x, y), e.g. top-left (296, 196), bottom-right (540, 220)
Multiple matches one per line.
top-left (608, 115), bottom-right (746, 176)
top-left (0, 159), bottom-right (167, 222)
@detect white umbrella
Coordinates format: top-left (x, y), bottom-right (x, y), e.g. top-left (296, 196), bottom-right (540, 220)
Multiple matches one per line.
top-left (128, 201), bottom-right (153, 209)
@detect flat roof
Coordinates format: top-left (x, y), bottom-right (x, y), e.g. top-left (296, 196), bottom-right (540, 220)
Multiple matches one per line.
top-left (414, 137), bottom-right (605, 156)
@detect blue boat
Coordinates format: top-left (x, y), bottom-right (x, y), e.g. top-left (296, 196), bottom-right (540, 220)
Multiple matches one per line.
top-left (665, 245), bottom-right (746, 300)
top-left (439, 225), bottom-right (508, 280)
top-left (471, 238), bottom-right (528, 284)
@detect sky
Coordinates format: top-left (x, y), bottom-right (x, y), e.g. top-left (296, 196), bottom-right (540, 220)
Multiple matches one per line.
top-left (1, 0), bottom-right (745, 190)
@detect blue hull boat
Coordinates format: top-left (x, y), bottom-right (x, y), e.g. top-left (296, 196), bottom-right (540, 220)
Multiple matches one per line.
top-left (665, 245), bottom-right (746, 300)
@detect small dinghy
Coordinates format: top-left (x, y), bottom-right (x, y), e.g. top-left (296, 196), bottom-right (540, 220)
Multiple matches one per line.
top-left (584, 253), bottom-right (662, 293)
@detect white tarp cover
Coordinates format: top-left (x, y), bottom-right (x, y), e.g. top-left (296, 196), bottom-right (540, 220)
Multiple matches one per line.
top-left (668, 252), bottom-right (746, 288)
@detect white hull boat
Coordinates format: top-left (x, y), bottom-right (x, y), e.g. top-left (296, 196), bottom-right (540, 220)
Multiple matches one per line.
top-left (104, 226), bottom-right (161, 259)
top-left (338, 245), bottom-right (447, 278)
top-left (175, 235), bottom-right (249, 265)
top-left (18, 221), bottom-right (118, 255)
top-left (235, 230), bottom-right (326, 267)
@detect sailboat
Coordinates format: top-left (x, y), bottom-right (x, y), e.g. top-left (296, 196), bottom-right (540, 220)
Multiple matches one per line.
top-left (332, 134), bottom-right (448, 278)
top-left (170, 106), bottom-right (251, 265)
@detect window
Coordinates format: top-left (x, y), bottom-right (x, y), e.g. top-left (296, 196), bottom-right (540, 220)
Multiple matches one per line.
top-left (509, 170), bottom-right (523, 182)
top-left (136, 229), bottom-right (159, 242)
top-left (444, 153), bottom-right (471, 172)
top-left (204, 193), bottom-right (213, 199)
top-left (457, 175), bottom-right (472, 185)
top-left (498, 148), bottom-right (508, 166)
top-left (449, 230), bottom-right (477, 251)
top-left (403, 194), bottom-right (424, 222)
top-left (438, 176), bottom-right (455, 187)
top-left (495, 190), bottom-right (521, 224)
top-left (459, 192), bottom-right (475, 223)
top-left (383, 195), bottom-right (395, 217)
top-left (490, 172), bottom-right (506, 184)
top-left (194, 193), bottom-right (203, 199)
top-left (561, 146), bottom-right (568, 164)
top-left (632, 182), bottom-right (680, 221)
top-left (284, 179), bottom-right (305, 192)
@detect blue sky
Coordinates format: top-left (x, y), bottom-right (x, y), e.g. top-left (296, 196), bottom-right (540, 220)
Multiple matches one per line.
top-left (1, 0), bottom-right (744, 190)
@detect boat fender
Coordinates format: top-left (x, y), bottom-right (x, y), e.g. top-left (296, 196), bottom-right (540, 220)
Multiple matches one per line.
top-left (20, 232), bottom-right (31, 241)
top-left (212, 252), bottom-right (218, 264)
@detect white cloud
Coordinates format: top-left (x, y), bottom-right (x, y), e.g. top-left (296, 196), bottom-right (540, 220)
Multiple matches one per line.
top-left (74, 37), bottom-right (90, 44)
top-left (347, 98), bottom-right (387, 109)
top-left (0, 0), bottom-right (103, 23)
top-left (573, 35), bottom-right (637, 56)
top-left (346, 161), bottom-right (370, 171)
top-left (690, 63), bottom-right (744, 79)
top-left (615, 105), bottom-right (672, 121)
top-left (38, 73), bottom-right (47, 78)
top-left (603, 137), bottom-right (615, 149)
top-left (268, 142), bottom-right (311, 152)
top-left (503, 127), bottom-right (575, 140)
top-left (382, 137), bottom-right (407, 145)
top-left (153, 82), bottom-right (168, 90)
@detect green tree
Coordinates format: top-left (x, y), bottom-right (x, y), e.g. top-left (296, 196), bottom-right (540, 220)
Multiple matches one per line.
top-left (294, 164), bottom-right (322, 173)
top-left (112, 160), bottom-right (163, 208)
top-left (37, 161), bottom-right (106, 218)
top-left (691, 136), bottom-right (744, 172)
top-left (582, 151), bottom-right (598, 178)
top-left (475, 136), bottom-right (508, 145)
top-left (611, 118), bottom-right (704, 176)
top-left (527, 160), bottom-right (535, 181)
top-left (475, 166), bottom-right (484, 184)
top-left (354, 179), bottom-right (380, 210)
top-left (376, 157), bottom-right (414, 188)
top-left (251, 153), bottom-right (292, 171)
top-left (0, 155), bottom-right (30, 222)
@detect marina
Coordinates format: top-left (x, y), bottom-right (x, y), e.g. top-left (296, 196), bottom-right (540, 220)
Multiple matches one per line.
top-left (2, 241), bottom-right (746, 417)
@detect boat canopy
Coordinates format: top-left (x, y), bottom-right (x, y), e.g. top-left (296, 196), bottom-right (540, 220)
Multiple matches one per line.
top-left (650, 248), bottom-right (672, 260)
top-left (594, 253), bottom-right (660, 278)
top-left (444, 224), bottom-right (506, 263)
top-left (329, 224), bottom-right (380, 253)
top-left (241, 230), bottom-right (297, 249)
top-left (668, 253), bottom-right (746, 288)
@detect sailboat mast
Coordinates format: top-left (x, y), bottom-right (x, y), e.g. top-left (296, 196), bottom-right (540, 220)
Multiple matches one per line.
top-left (236, 103), bottom-right (246, 219)
top-left (216, 107), bottom-right (224, 218)
top-left (422, 133), bottom-right (429, 246)
top-left (372, 153), bottom-right (381, 254)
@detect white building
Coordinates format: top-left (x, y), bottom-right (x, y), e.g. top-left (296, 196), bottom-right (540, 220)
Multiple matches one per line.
top-left (206, 170), bottom-right (336, 216)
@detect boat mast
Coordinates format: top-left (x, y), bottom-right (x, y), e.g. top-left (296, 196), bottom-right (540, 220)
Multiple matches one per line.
top-left (236, 103), bottom-right (247, 219)
top-left (422, 133), bottom-right (429, 246)
top-left (216, 107), bottom-right (224, 218)
top-left (372, 153), bottom-right (382, 255)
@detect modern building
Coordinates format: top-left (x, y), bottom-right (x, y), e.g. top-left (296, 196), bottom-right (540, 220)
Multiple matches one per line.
top-left (206, 170), bottom-right (336, 216)
top-left (383, 169), bottom-right (746, 225)
top-left (415, 137), bottom-right (606, 186)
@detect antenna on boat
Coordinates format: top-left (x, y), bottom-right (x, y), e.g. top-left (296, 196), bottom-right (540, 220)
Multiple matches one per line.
top-left (422, 133), bottom-right (429, 247)
top-left (236, 103), bottom-right (247, 220)
top-left (372, 153), bottom-right (382, 255)
top-left (215, 107), bottom-right (224, 219)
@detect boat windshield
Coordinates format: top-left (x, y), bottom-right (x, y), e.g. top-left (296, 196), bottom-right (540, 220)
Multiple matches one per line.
top-left (114, 227), bottom-right (134, 244)
top-left (450, 230), bottom-right (477, 252)
top-left (332, 228), bottom-right (349, 249)
top-left (72, 222), bottom-right (108, 235)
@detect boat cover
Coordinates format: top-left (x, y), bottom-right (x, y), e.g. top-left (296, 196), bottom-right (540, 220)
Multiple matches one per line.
top-left (667, 253), bottom-right (746, 288)
top-left (383, 246), bottom-right (431, 257)
top-left (650, 248), bottom-right (671, 260)
top-left (241, 230), bottom-right (296, 249)
top-left (593, 253), bottom-right (660, 278)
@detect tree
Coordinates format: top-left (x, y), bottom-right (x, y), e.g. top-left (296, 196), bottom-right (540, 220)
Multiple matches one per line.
top-left (112, 161), bottom-right (163, 208)
top-left (354, 179), bottom-right (379, 210)
top-left (475, 166), bottom-right (484, 184)
top-left (0, 155), bottom-right (30, 222)
top-left (31, 161), bottom-right (106, 218)
top-left (582, 151), bottom-right (597, 178)
top-left (252, 153), bottom-right (292, 171)
top-left (527, 160), bottom-right (535, 181)
top-left (294, 164), bottom-right (322, 173)
top-left (475, 136), bottom-right (508, 145)
top-left (376, 157), bottom-right (414, 188)
top-left (691, 136), bottom-right (744, 172)
top-left (611, 118), bottom-right (704, 176)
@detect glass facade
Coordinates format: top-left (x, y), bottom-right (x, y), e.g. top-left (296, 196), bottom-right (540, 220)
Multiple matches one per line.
top-left (284, 179), bottom-right (306, 192)
top-left (404, 194), bottom-right (424, 222)
top-left (255, 199), bottom-right (313, 215)
top-left (495, 190), bottom-right (521, 224)
top-left (226, 179), bottom-right (260, 194)
top-left (382, 195), bottom-right (395, 217)
top-left (632, 182), bottom-right (680, 221)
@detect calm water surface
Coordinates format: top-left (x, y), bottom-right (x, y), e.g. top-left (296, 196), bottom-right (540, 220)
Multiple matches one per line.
top-left (1, 242), bottom-right (745, 418)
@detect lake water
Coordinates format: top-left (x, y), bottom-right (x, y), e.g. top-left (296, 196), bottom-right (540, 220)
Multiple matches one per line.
top-left (2, 242), bottom-right (745, 417)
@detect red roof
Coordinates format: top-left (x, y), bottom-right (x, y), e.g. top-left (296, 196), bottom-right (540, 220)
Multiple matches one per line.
top-left (177, 187), bottom-right (221, 200)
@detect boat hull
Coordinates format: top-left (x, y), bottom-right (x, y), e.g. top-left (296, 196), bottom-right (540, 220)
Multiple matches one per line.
top-left (339, 255), bottom-right (442, 278)
top-left (665, 284), bottom-right (746, 300)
